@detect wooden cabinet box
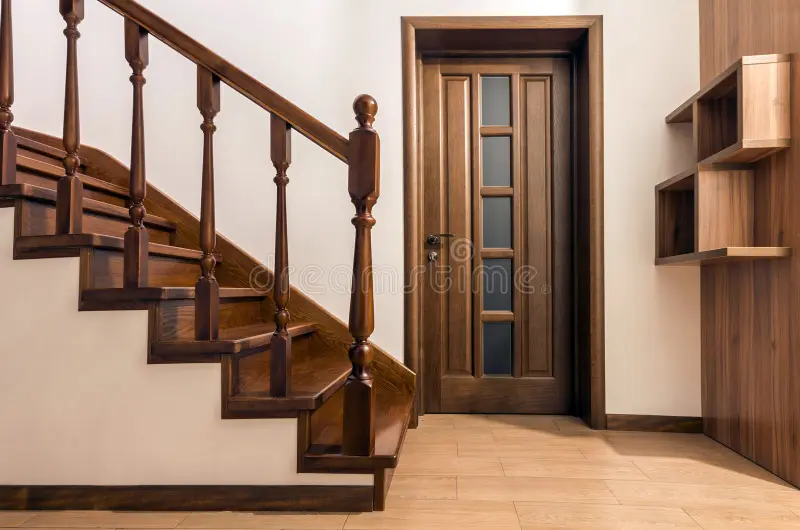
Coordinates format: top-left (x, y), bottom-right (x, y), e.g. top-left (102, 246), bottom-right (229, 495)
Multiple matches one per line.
top-left (656, 54), bottom-right (792, 266)
top-left (655, 164), bottom-right (789, 265)
top-left (666, 54), bottom-right (791, 164)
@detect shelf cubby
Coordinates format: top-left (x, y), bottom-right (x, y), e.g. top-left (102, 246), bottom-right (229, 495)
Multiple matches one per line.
top-left (666, 54), bottom-right (791, 164)
top-left (655, 163), bottom-right (791, 266)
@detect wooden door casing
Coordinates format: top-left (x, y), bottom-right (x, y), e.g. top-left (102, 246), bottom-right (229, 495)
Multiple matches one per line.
top-left (420, 57), bottom-right (572, 414)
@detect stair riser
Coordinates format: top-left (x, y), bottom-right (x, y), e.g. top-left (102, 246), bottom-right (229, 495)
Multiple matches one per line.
top-left (86, 249), bottom-right (205, 289)
top-left (18, 200), bottom-right (172, 245)
top-left (154, 298), bottom-right (273, 342)
top-left (16, 169), bottom-right (127, 207)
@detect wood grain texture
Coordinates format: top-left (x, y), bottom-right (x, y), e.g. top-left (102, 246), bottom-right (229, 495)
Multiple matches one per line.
top-left (655, 246), bottom-right (790, 266)
top-left (606, 414), bottom-right (703, 433)
top-left (11, 127), bottom-right (415, 399)
top-left (574, 21), bottom-right (606, 428)
top-left (443, 76), bottom-right (471, 378)
top-left (403, 17), bottom-right (604, 427)
top-left (696, 168), bottom-right (754, 251)
top-left (699, 0), bottom-right (800, 489)
top-left (343, 95), bottom-right (381, 457)
top-left (123, 19), bottom-right (149, 289)
top-left (0, 485), bottom-right (373, 512)
top-left (8, 126), bottom-right (415, 497)
top-left (56, 0), bottom-right (84, 235)
top-left (269, 114), bottom-right (292, 397)
top-left (419, 58), bottom-right (571, 415)
top-left (194, 66), bottom-right (221, 341)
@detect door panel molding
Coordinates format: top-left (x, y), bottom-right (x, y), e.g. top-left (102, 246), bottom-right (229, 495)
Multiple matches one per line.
top-left (402, 16), bottom-right (605, 428)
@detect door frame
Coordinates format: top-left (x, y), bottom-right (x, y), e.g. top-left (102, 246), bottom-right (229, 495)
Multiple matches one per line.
top-left (402, 16), bottom-right (606, 429)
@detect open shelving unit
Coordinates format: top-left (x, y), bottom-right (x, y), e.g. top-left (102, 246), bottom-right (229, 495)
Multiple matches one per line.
top-left (656, 54), bottom-right (792, 266)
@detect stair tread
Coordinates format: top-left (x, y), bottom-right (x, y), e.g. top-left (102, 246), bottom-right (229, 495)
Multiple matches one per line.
top-left (15, 233), bottom-right (218, 261)
top-left (82, 286), bottom-right (266, 302)
top-left (16, 135), bottom-right (67, 161)
top-left (16, 155), bottom-right (129, 199)
top-left (0, 183), bottom-right (176, 230)
top-left (306, 381), bottom-right (413, 464)
top-left (151, 321), bottom-right (317, 356)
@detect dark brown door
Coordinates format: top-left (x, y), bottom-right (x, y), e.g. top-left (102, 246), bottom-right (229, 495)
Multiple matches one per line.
top-left (420, 57), bottom-right (572, 414)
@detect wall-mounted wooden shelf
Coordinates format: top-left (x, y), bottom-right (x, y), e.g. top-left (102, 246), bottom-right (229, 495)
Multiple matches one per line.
top-left (657, 53), bottom-right (792, 267)
top-left (655, 247), bottom-right (791, 266)
top-left (666, 54), bottom-right (791, 164)
top-left (655, 163), bottom-right (791, 266)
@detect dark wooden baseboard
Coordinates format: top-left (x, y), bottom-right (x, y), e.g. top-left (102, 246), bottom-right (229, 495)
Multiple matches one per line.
top-left (606, 414), bottom-right (703, 433)
top-left (0, 485), bottom-right (373, 512)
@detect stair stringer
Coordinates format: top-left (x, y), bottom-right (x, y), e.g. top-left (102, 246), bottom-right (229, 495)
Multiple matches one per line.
top-left (0, 207), bottom-right (371, 488)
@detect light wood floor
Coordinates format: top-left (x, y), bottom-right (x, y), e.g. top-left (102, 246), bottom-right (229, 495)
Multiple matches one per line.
top-left (3, 415), bottom-right (800, 529)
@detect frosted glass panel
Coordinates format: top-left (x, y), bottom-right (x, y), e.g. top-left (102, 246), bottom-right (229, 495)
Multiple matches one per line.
top-left (483, 197), bottom-right (512, 249)
top-left (482, 136), bottom-right (511, 186)
top-left (483, 323), bottom-right (512, 375)
top-left (483, 259), bottom-right (512, 311)
top-left (481, 76), bottom-right (510, 126)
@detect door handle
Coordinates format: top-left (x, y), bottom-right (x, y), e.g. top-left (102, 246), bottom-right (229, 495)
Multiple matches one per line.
top-left (427, 233), bottom-right (456, 245)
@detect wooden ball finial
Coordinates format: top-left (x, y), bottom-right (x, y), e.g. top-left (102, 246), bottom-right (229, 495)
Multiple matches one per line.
top-left (353, 94), bottom-right (378, 128)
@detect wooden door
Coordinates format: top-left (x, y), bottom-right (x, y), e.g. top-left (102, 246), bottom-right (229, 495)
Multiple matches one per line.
top-left (420, 58), bottom-right (572, 414)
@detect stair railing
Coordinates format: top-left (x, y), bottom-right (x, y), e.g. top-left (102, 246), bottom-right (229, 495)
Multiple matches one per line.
top-left (0, 0), bottom-right (380, 457)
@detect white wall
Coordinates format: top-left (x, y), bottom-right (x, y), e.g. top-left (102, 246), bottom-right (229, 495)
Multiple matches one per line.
top-left (0, 207), bottom-right (370, 486)
top-left (10, 0), bottom-right (701, 416)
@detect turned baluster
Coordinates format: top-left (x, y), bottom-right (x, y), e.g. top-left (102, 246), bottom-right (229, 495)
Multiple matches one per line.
top-left (123, 20), bottom-right (149, 288)
top-left (0, 0), bottom-right (15, 186)
top-left (56, 0), bottom-right (84, 235)
top-left (270, 114), bottom-right (292, 397)
top-left (343, 95), bottom-right (380, 457)
top-left (195, 66), bottom-right (220, 341)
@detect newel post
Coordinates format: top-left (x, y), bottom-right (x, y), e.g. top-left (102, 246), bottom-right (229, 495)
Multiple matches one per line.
top-left (195, 66), bottom-right (221, 341)
top-left (123, 20), bottom-right (149, 288)
top-left (0, 0), bottom-right (16, 186)
top-left (269, 114), bottom-right (292, 397)
top-left (343, 95), bottom-right (380, 457)
top-left (56, 0), bottom-right (84, 234)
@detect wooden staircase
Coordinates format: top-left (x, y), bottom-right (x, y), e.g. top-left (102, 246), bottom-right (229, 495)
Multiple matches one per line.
top-left (0, 0), bottom-right (414, 513)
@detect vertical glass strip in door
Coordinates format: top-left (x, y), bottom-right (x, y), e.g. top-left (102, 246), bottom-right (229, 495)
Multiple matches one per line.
top-left (483, 322), bottom-right (513, 375)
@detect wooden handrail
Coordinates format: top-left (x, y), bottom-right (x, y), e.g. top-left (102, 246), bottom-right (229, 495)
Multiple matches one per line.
top-left (95, 0), bottom-right (349, 163)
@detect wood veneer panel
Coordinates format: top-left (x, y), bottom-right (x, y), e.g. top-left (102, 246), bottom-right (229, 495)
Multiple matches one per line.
top-left (696, 168), bottom-right (754, 251)
top-left (443, 75), bottom-right (472, 377)
top-left (699, 0), bottom-right (800, 488)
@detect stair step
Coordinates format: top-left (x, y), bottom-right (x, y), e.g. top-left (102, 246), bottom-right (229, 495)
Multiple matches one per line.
top-left (151, 321), bottom-right (316, 357)
top-left (302, 385), bottom-right (413, 472)
top-left (82, 286), bottom-right (266, 303)
top-left (0, 183), bottom-right (176, 231)
top-left (16, 155), bottom-right (130, 200)
top-left (223, 336), bottom-right (352, 417)
top-left (14, 233), bottom-right (218, 262)
top-left (16, 134), bottom-right (67, 162)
